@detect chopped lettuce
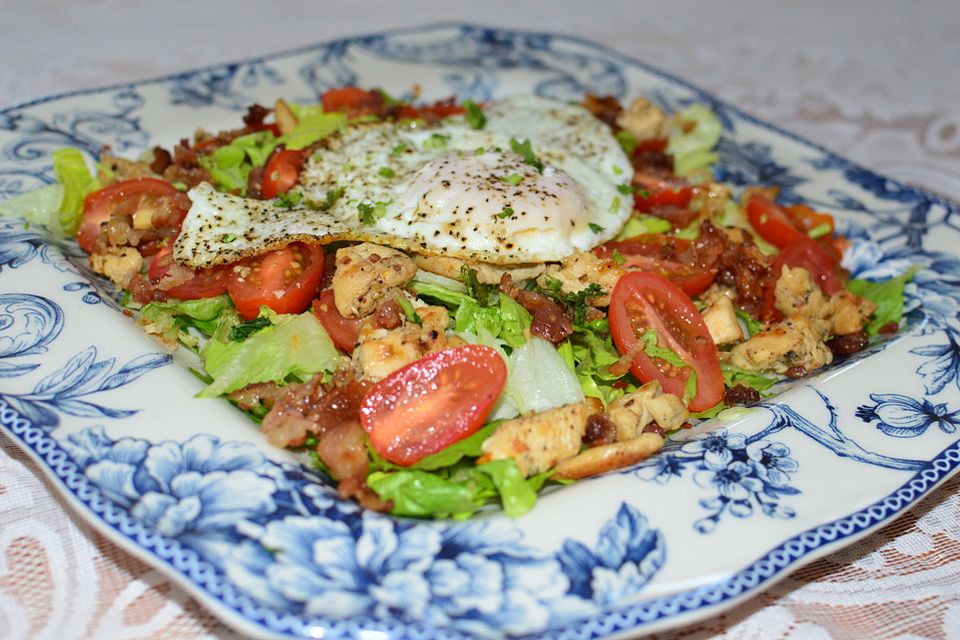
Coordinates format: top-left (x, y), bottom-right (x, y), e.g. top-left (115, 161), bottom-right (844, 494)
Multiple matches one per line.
top-left (491, 336), bottom-right (585, 420)
top-left (0, 184), bottom-right (64, 231)
top-left (721, 363), bottom-right (778, 395)
top-left (735, 309), bottom-right (763, 337)
top-left (367, 457), bottom-right (539, 519)
top-left (198, 309), bottom-right (343, 397)
top-left (198, 131), bottom-right (277, 195)
top-left (847, 265), bottom-right (921, 335)
top-left (456, 293), bottom-right (531, 350)
top-left (565, 319), bottom-right (628, 405)
top-left (280, 104), bottom-right (347, 150)
top-left (615, 214), bottom-right (671, 239)
top-left (53, 148), bottom-right (100, 234)
top-left (667, 104), bottom-right (722, 176)
top-left (139, 295), bottom-right (234, 348)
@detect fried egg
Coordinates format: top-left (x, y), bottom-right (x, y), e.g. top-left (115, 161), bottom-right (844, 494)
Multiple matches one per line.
top-left (174, 95), bottom-right (633, 269)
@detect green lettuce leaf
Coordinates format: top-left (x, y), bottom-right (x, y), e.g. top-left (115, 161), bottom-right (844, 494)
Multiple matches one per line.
top-left (0, 184), bottom-right (64, 231)
top-left (721, 363), bottom-right (778, 394)
top-left (566, 319), bottom-right (628, 405)
top-left (455, 293), bottom-right (531, 350)
top-left (280, 105), bottom-right (347, 150)
top-left (53, 148), bottom-right (100, 234)
top-left (667, 104), bottom-right (722, 176)
top-left (198, 131), bottom-right (277, 195)
top-left (139, 295), bottom-right (234, 347)
top-left (847, 265), bottom-right (921, 335)
top-left (615, 214), bottom-right (672, 239)
top-left (367, 457), bottom-right (538, 519)
top-left (198, 309), bottom-right (343, 397)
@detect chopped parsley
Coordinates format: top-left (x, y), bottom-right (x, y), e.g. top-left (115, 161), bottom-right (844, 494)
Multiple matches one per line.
top-left (494, 207), bottom-right (514, 219)
top-left (540, 277), bottom-right (604, 326)
top-left (464, 99), bottom-right (486, 129)
top-left (358, 200), bottom-right (390, 225)
top-left (510, 138), bottom-right (544, 173)
top-left (307, 187), bottom-right (344, 211)
top-left (273, 191), bottom-right (303, 208)
top-left (461, 265), bottom-right (499, 307)
top-left (617, 183), bottom-right (635, 195)
top-left (503, 173), bottom-right (523, 186)
top-left (219, 233), bottom-right (237, 243)
top-left (228, 316), bottom-right (271, 342)
top-left (391, 142), bottom-right (409, 156)
top-left (588, 223), bottom-right (604, 233)
top-left (611, 249), bottom-right (626, 265)
top-left (423, 133), bottom-right (450, 150)
top-left (611, 165), bottom-right (624, 176)
top-left (608, 196), bottom-right (622, 213)
top-left (378, 166), bottom-right (396, 178)
top-left (615, 130), bottom-right (638, 155)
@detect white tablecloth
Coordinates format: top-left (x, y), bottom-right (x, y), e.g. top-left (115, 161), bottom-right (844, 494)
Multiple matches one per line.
top-left (2, 1), bottom-right (959, 638)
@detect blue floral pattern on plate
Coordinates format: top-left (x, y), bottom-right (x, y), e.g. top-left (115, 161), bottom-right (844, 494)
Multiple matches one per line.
top-left (2, 22), bottom-right (960, 640)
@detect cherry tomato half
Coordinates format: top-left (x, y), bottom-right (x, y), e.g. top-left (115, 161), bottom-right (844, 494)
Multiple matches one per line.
top-left (609, 271), bottom-right (723, 412)
top-left (78, 178), bottom-right (186, 252)
top-left (262, 148), bottom-right (306, 199)
top-left (148, 243), bottom-right (229, 300)
top-left (226, 243), bottom-right (325, 319)
top-left (359, 344), bottom-right (508, 466)
top-left (633, 170), bottom-right (694, 211)
top-left (745, 193), bottom-right (806, 249)
top-left (595, 235), bottom-right (717, 297)
top-left (312, 288), bottom-right (362, 353)
top-left (321, 86), bottom-right (384, 116)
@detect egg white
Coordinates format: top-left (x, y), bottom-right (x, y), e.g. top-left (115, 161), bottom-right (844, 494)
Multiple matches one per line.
top-left (174, 95), bottom-right (633, 269)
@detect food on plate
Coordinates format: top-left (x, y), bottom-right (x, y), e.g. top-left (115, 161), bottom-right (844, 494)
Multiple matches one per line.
top-left (3, 86), bottom-right (912, 518)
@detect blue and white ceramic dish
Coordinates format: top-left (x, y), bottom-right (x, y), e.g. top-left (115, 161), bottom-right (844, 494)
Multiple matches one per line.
top-left (2, 23), bottom-right (959, 640)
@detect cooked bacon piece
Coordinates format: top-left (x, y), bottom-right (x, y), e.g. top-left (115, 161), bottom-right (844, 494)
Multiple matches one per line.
top-left (582, 94), bottom-right (622, 129)
top-left (317, 421), bottom-right (391, 511)
top-left (695, 220), bottom-right (775, 314)
top-left (258, 370), bottom-right (371, 448)
top-left (229, 381), bottom-right (287, 411)
top-left (499, 273), bottom-right (573, 344)
top-left (150, 146), bottom-right (172, 175)
top-left (242, 103), bottom-right (271, 128)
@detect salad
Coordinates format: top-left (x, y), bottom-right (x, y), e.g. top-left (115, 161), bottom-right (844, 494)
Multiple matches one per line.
top-left (0, 86), bottom-right (913, 519)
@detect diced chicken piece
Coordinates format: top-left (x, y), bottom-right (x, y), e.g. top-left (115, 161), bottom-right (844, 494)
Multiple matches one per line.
top-left (699, 284), bottom-right (737, 307)
top-left (332, 243), bottom-right (417, 318)
top-left (89, 247), bottom-right (143, 287)
top-left (553, 433), bottom-right (664, 480)
top-left (479, 401), bottom-right (591, 476)
top-left (696, 181), bottom-right (733, 218)
top-left (606, 380), bottom-right (689, 441)
top-left (702, 294), bottom-right (745, 346)
top-left (354, 305), bottom-right (452, 381)
top-left (774, 265), bottom-right (829, 319)
top-left (412, 254), bottom-right (545, 284)
top-left (537, 252), bottom-right (625, 307)
top-left (615, 97), bottom-right (666, 142)
top-left (828, 290), bottom-right (877, 336)
top-left (99, 152), bottom-right (154, 185)
top-left (728, 316), bottom-right (832, 374)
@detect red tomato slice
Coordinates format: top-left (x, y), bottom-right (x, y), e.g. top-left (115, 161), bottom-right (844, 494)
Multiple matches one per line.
top-left (359, 345), bottom-right (507, 466)
top-left (595, 235), bottom-right (717, 297)
top-left (609, 271), bottom-right (723, 412)
top-left (633, 171), bottom-right (694, 211)
top-left (783, 203), bottom-right (835, 236)
top-left (745, 194), bottom-right (806, 249)
top-left (396, 100), bottom-right (466, 121)
top-left (321, 86), bottom-right (383, 115)
top-left (78, 178), bottom-right (185, 252)
top-left (312, 288), bottom-right (362, 353)
top-left (226, 243), bottom-right (324, 319)
top-left (148, 243), bottom-right (229, 300)
top-left (262, 149), bottom-right (305, 199)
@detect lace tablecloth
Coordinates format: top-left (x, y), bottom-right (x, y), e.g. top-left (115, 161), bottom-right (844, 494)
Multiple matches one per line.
top-left (1, 1), bottom-right (958, 638)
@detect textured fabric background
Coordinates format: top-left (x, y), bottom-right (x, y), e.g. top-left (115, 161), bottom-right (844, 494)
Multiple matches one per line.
top-left (1, 1), bottom-right (958, 638)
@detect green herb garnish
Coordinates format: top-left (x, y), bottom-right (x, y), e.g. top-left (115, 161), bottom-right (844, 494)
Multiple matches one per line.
top-left (510, 138), bottom-right (544, 173)
top-left (273, 191), bottom-right (303, 208)
top-left (494, 207), bottom-right (515, 219)
top-left (228, 316), bottom-right (272, 342)
top-left (464, 99), bottom-right (486, 129)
